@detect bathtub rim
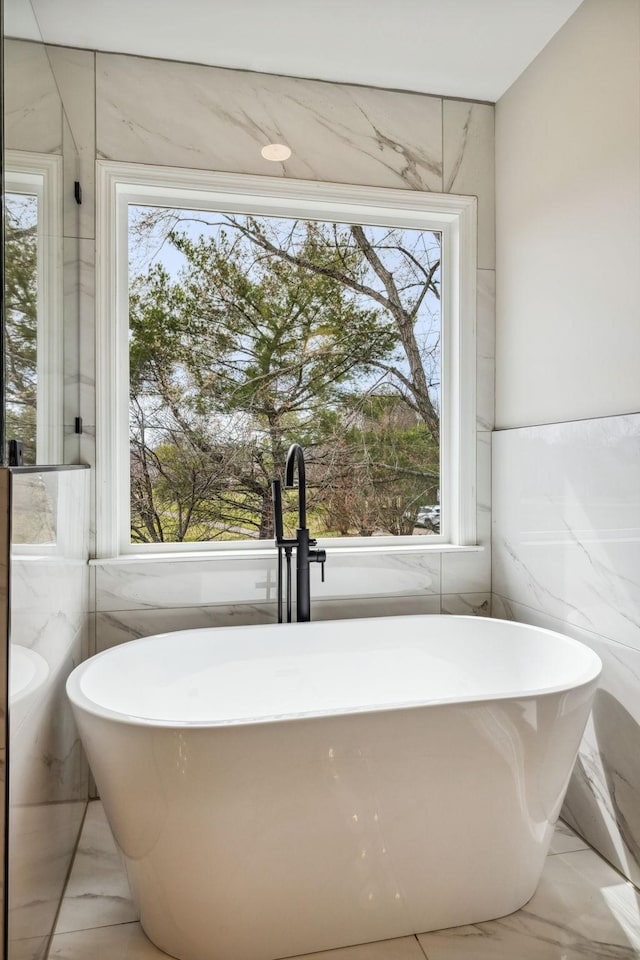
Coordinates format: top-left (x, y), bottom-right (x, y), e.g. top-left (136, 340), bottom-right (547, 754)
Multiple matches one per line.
top-left (66, 615), bottom-right (602, 729)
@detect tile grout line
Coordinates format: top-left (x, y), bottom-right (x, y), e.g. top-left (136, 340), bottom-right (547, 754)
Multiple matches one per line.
top-left (414, 932), bottom-right (430, 959)
top-left (490, 590), bottom-right (640, 655)
top-left (48, 800), bottom-right (143, 945)
top-left (52, 917), bottom-right (141, 945)
top-left (44, 799), bottom-right (91, 959)
top-left (549, 828), bottom-right (640, 893)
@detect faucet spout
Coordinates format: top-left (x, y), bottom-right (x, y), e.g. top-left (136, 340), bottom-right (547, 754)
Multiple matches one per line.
top-left (285, 443), bottom-right (307, 529)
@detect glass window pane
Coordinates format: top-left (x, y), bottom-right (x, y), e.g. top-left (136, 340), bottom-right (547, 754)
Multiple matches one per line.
top-left (5, 193), bottom-right (38, 465)
top-left (128, 207), bottom-right (441, 543)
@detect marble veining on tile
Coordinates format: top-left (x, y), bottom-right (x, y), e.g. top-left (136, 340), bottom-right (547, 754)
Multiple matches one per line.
top-left (564, 685), bottom-right (640, 888)
top-left (63, 237), bottom-right (81, 463)
top-left (77, 239), bottom-right (96, 431)
top-left (492, 414), bottom-right (640, 649)
top-left (61, 116), bottom-right (80, 253)
top-left (11, 639), bottom-right (88, 806)
top-left (94, 594), bottom-right (444, 653)
top-left (10, 559), bottom-right (87, 649)
top-left (440, 593), bottom-right (490, 617)
top-left (55, 802), bottom-right (137, 934)
top-left (9, 936), bottom-right (49, 960)
top-left (47, 925), bottom-right (423, 960)
top-left (441, 433), bottom-right (491, 595)
top-left (45, 46), bottom-right (96, 241)
top-left (491, 411), bottom-right (640, 898)
top-left (4, 36), bottom-right (497, 629)
top-left (443, 100), bottom-right (494, 269)
top-left (418, 848), bottom-right (640, 959)
top-left (9, 802), bottom-right (86, 943)
top-left (94, 550), bottom-right (441, 613)
top-left (4, 40), bottom-right (63, 154)
top-left (476, 270), bottom-right (495, 432)
top-left (259, 936), bottom-right (425, 959)
top-left (10, 474), bottom-right (90, 658)
top-left (9, 471), bottom-right (91, 805)
top-left (491, 593), bottom-right (640, 891)
top-left (96, 53), bottom-right (443, 191)
top-left (9, 470), bottom-right (90, 955)
top-left (48, 922), bottom-right (168, 959)
top-left (548, 819), bottom-right (590, 856)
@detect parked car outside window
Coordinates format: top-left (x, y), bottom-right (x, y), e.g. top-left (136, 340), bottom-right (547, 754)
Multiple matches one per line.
top-left (415, 504), bottom-right (440, 531)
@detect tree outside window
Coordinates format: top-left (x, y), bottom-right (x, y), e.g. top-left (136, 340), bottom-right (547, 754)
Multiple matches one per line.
top-left (128, 208), bottom-right (442, 544)
top-left (4, 192), bottom-right (38, 464)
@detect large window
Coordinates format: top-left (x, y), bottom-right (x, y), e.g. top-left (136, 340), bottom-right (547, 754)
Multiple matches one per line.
top-left (4, 153), bottom-right (63, 465)
top-left (97, 164), bottom-right (476, 556)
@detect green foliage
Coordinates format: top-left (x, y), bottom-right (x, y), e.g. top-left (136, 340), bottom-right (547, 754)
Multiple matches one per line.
top-left (315, 394), bottom-right (439, 537)
top-left (129, 216), bottom-right (440, 542)
top-left (4, 195), bottom-right (38, 463)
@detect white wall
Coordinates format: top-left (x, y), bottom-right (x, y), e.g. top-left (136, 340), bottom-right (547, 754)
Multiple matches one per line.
top-left (493, 0), bottom-right (640, 890)
top-left (495, 0), bottom-right (640, 428)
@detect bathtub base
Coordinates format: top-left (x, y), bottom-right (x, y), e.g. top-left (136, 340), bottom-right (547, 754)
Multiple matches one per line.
top-left (84, 697), bottom-right (591, 960)
top-left (142, 900), bottom-right (538, 960)
top-left (139, 879), bottom-right (539, 960)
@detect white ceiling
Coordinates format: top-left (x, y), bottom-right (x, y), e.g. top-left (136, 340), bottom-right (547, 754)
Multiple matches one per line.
top-left (5, 0), bottom-right (584, 102)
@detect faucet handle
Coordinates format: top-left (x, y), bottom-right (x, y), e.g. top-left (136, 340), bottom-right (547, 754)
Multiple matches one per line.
top-left (310, 547), bottom-right (327, 583)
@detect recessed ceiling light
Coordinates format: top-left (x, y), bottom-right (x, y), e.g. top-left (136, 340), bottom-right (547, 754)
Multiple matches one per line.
top-left (261, 143), bottom-right (292, 162)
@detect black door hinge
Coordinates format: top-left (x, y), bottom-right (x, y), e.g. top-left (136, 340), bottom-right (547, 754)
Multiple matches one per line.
top-left (8, 439), bottom-right (24, 466)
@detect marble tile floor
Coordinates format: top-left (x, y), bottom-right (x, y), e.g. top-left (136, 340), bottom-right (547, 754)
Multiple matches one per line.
top-left (45, 803), bottom-right (640, 959)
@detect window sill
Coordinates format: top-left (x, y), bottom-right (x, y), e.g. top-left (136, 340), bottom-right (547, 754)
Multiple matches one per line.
top-left (90, 543), bottom-right (484, 566)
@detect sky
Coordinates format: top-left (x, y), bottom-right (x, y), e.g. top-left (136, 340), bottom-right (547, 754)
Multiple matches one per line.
top-left (128, 204), bottom-right (442, 402)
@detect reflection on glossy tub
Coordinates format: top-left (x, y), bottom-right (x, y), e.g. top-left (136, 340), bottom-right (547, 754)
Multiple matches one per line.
top-left (10, 644), bottom-right (49, 702)
top-left (66, 615), bottom-right (601, 960)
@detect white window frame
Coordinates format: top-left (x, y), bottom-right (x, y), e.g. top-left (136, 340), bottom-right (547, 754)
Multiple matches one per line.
top-left (96, 160), bottom-right (476, 559)
top-left (5, 150), bottom-right (64, 466)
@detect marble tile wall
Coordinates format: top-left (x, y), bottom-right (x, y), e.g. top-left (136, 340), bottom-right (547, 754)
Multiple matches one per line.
top-left (96, 54), bottom-right (445, 191)
top-left (90, 427), bottom-right (490, 647)
top-left (4, 38), bottom-right (84, 466)
top-left (45, 46), bottom-right (96, 242)
top-left (92, 552), bottom-right (493, 654)
top-left (4, 51), bottom-right (89, 956)
top-left (2, 41), bottom-right (496, 639)
top-left (8, 467), bottom-right (90, 960)
top-left (4, 40), bottom-right (62, 154)
top-left (0, 471), bottom-right (12, 953)
top-left (492, 413), bottom-right (640, 889)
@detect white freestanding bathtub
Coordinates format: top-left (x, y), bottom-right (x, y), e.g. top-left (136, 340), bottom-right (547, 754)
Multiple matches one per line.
top-left (67, 615), bottom-right (601, 960)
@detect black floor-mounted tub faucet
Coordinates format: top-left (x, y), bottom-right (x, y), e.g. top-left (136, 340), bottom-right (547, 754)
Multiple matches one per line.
top-left (272, 443), bottom-right (326, 623)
